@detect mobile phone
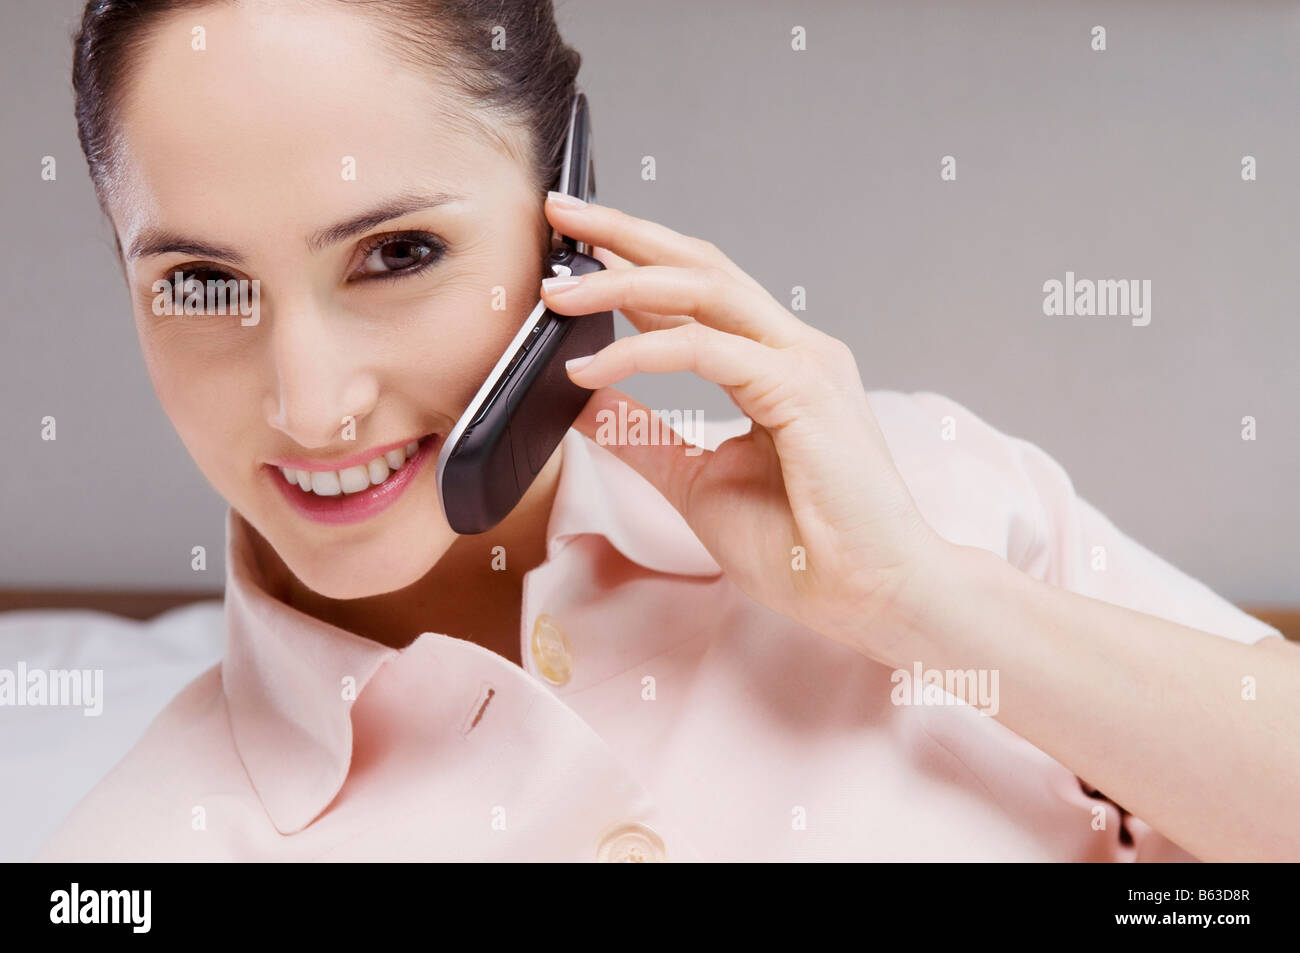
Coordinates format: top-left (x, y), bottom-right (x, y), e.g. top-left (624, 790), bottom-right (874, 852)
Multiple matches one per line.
top-left (435, 91), bottom-right (615, 535)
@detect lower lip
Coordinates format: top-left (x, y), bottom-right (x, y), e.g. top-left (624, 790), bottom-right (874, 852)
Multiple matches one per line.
top-left (266, 434), bottom-right (439, 526)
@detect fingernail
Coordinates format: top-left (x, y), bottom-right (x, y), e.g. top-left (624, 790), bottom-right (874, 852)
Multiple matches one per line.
top-left (547, 189), bottom-right (588, 209)
top-left (565, 354), bottom-right (595, 373)
top-left (542, 275), bottom-right (583, 294)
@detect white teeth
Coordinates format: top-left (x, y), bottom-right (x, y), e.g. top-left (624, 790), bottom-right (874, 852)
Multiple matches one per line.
top-left (310, 470), bottom-right (342, 496)
top-left (338, 464), bottom-right (370, 494)
top-left (278, 437), bottom-right (429, 499)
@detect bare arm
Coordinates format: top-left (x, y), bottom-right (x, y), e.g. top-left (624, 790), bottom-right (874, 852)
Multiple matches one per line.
top-left (881, 542), bottom-right (1300, 862)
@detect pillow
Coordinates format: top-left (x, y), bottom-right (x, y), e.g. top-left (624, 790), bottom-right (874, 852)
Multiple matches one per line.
top-left (0, 601), bottom-right (225, 861)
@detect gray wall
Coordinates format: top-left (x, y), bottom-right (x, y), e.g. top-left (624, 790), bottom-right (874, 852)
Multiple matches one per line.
top-left (2, 0), bottom-right (1297, 603)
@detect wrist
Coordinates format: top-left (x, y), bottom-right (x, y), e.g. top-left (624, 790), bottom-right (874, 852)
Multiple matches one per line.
top-left (866, 539), bottom-right (1018, 670)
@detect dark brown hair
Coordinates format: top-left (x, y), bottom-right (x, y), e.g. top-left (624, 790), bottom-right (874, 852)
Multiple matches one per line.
top-left (72, 0), bottom-right (583, 207)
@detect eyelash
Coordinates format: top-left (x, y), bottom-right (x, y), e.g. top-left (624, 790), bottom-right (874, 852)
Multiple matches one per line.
top-left (158, 230), bottom-right (447, 288)
top-left (350, 230), bottom-right (447, 283)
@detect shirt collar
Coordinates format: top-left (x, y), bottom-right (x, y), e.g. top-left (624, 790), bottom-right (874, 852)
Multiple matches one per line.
top-left (544, 426), bottom-right (723, 576)
top-left (222, 428), bottom-right (722, 834)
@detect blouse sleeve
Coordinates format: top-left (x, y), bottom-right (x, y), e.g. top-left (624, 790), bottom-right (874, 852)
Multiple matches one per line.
top-left (891, 391), bottom-right (1283, 861)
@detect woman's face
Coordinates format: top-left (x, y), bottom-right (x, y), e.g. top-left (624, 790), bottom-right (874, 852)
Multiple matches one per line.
top-left (106, 2), bottom-right (551, 599)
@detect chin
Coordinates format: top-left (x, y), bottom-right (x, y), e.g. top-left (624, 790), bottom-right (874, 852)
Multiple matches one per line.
top-left (279, 526), bottom-right (456, 601)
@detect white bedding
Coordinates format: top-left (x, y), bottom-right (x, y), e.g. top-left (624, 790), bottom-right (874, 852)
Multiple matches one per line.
top-left (0, 602), bottom-right (226, 861)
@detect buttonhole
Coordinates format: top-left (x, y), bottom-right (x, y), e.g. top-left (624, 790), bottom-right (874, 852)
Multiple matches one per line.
top-left (461, 681), bottom-right (496, 735)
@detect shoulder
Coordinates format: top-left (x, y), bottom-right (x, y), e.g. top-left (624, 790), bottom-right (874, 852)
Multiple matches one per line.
top-left (702, 392), bottom-right (1027, 462)
top-left (690, 393), bottom-right (1046, 562)
top-left (866, 389), bottom-right (1044, 479)
top-left (32, 664), bottom-right (239, 862)
top-left (861, 392), bottom-right (1281, 644)
top-left (866, 390), bottom-right (1052, 563)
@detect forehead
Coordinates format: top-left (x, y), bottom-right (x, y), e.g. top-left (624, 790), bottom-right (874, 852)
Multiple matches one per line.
top-left (110, 1), bottom-right (521, 244)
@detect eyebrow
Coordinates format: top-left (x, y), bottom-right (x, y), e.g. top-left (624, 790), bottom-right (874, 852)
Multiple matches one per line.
top-left (127, 234), bottom-right (247, 264)
top-left (306, 191), bottom-right (466, 252)
top-left (126, 191), bottom-right (466, 262)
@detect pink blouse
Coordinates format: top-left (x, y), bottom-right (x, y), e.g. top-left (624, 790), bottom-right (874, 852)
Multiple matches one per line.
top-left (34, 391), bottom-right (1281, 861)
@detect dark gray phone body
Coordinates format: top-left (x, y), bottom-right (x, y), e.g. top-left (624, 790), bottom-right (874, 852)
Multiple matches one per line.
top-left (435, 92), bottom-right (614, 534)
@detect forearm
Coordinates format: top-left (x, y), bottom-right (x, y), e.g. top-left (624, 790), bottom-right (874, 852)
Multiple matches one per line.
top-left (878, 543), bottom-right (1300, 861)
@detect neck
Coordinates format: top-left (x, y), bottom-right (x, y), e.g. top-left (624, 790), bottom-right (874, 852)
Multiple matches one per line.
top-left (274, 443), bottom-right (565, 658)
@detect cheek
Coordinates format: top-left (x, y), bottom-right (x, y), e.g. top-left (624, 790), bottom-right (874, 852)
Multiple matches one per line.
top-left (397, 262), bottom-right (547, 415)
top-left (133, 312), bottom-right (260, 488)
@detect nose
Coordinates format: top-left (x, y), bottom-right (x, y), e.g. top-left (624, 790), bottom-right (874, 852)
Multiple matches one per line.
top-left (263, 297), bottom-right (380, 449)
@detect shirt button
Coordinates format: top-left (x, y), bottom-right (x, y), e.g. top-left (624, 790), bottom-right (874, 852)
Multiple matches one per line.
top-left (596, 822), bottom-right (667, 863)
top-left (529, 613), bottom-right (572, 686)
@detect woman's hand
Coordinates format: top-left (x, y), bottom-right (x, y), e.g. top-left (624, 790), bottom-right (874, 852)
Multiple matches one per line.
top-left (540, 192), bottom-right (949, 660)
top-left (540, 193), bottom-right (1300, 862)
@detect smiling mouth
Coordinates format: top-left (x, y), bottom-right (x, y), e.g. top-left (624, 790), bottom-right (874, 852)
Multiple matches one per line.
top-left (273, 433), bottom-right (438, 497)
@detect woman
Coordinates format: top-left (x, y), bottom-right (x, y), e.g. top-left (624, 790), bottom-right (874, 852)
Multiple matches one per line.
top-left (36, 0), bottom-right (1298, 862)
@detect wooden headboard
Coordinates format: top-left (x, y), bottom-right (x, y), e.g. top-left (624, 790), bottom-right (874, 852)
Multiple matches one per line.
top-left (1246, 608), bottom-right (1300, 641)
top-left (0, 589), bottom-right (1297, 641)
top-left (0, 589), bottom-right (223, 619)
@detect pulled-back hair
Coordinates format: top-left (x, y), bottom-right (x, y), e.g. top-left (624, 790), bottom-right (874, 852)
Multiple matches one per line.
top-left (72, 0), bottom-right (583, 208)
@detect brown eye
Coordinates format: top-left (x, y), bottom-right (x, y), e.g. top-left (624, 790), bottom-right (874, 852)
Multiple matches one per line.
top-left (153, 264), bottom-right (244, 318)
top-left (182, 267), bottom-right (235, 286)
top-left (356, 234), bottom-right (443, 277)
top-left (171, 265), bottom-right (236, 286)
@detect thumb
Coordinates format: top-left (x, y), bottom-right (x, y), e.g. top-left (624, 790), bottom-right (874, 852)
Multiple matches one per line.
top-left (570, 386), bottom-right (710, 516)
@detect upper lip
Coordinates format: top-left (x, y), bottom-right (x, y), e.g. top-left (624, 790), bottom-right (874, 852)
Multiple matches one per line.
top-left (267, 433), bottom-right (434, 472)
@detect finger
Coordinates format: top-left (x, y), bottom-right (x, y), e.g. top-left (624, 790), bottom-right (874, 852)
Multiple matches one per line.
top-left (547, 195), bottom-right (793, 317)
top-left (616, 306), bottom-right (695, 334)
top-left (543, 262), bottom-right (799, 347)
top-left (590, 243), bottom-right (635, 271)
top-left (571, 385), bottom-right (711, 518)
top-left (591, 245), bottom-right (694, 333)
top-left (546, 193), bottom-right (742, 277)
top-left (566, 321), bottom-right (781, 396)
top-left (545, 198), bottom-right (806, 342)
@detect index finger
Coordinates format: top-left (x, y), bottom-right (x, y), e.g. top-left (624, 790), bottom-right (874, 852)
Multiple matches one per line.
top-left (592, 245), bottom-right (694, 334)
top-left (545, 192), bottom-right (752, 285)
